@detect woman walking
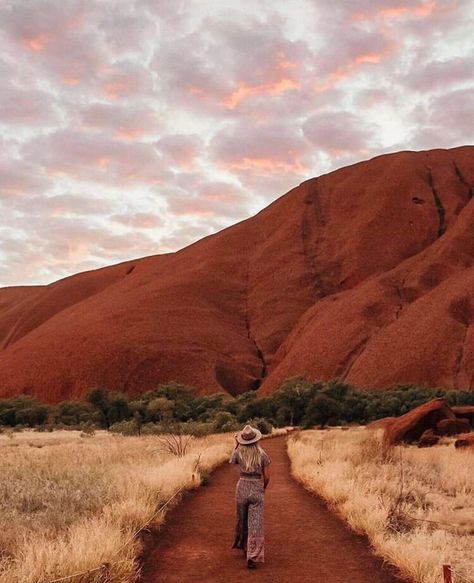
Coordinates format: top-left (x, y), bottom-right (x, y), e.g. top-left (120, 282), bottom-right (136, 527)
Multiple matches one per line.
top-left (229, 425), bottom-right (271, 569)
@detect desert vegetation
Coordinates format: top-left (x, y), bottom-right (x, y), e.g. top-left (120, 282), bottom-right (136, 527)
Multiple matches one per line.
top-left (287, 428), bottom-right (474, 583)
top-left (0, 429), bottom-right (233, 583)
top-left (1, 380), bottom-right (474, 435)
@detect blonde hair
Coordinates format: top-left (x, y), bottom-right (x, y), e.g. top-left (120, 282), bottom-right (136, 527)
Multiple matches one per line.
top-left (237, 443), bottom-right (263, 473)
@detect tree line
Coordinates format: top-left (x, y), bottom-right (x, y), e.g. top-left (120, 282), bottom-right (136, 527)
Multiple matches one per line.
top-left (1, 379), bottom-right (473, 434)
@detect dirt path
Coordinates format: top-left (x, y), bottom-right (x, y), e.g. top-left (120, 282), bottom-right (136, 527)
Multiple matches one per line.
top-left (141, 437), bottom-right (404, 583)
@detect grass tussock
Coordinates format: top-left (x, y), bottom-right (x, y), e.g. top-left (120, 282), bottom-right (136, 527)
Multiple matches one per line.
top-left (287, 428), bottom-right (474, 583)
top-left (0, 429), bottom-right (233, 583)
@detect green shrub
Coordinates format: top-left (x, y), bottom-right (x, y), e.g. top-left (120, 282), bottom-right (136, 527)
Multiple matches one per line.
top-left (212, 411), bottom-right (239, 433)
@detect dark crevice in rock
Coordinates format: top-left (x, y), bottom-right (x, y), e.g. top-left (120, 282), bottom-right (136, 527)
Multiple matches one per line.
top-left (301, 179), bottom-right (329, 300)
top-left (393, 276), bottom-right (407, 319)
top-left (426, 167), bottom-right (446, 238)
top-left (337, 337), bottom-right (370, 382)
top-left (449, 296), bottom-right (473, 389)
top-left (454, 324), bottom-right (469, 390)
top-left (243, 261), bottom-right (267, 389)
top-left (452, 160), bottom-right (473, 203)
top-left (126, 265), bottom-right (136, 275)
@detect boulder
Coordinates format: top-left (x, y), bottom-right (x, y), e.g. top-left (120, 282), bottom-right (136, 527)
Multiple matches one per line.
top-left (454, 433), bottom-right (474, 449)
top-left (418, 429), bottom-right (440, 447)
top-left (384, 398), bottom-right (455, 446)
top-left (451, 406), bottom-right (474, 426)
top-left (436, 417), bottom-right (472, 436)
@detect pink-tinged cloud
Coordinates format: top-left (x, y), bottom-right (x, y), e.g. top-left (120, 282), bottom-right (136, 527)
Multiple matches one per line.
top-left (303, 111), bottom-right (376, 156)
top-left (112, 213), bottom-right (161, 229)
top-left (220, 78), bottom-right (300, 110)
top-left (79, 103), bottom-right (161, 139)
top-left (101, 62), bottom-right (153, 100)
top-left (314, 43), bottom-right (398, 93)
top-left (46, 194), bottom-right (112, 216)
top-left (410, 88), bottom-right (474, 148)
top-left (165, 180), bottom-right (252, 220)
top-left (402, 57), bottom-right (474, 92)
top-left (0, 158), bottom-right (51, 198)
top-left (0, 85), bottom-right (59, 126)
top-left (211, 122), bottom-right (310, 177)
top-left (22, 32), bottom-right (51, 52)
top-left (219, 49), bottom-right (302, 109)
top-left (352, 1), bottom-right (438, 21)
top-left (22, 129), bottom-right (165, 185)
top-left (153, 20), bottom-right (311, 116)
top-left (157, 134), bottom-right (203, 169)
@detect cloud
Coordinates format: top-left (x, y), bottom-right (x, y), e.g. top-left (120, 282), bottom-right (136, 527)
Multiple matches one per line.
top-left (211, 121), bottom-right (310, 177)
top-left (409, 88), bottom-right (474, 148)
top-left (0, 84), bottom-right (59, 126)
top-left (165, 179), bottom-right (252, 220)
top-left (79, 103), bottom-right (161, 139)
top-left (401, 57), bottom-right (474, 93)
top-left (112, 213), bottom-right (161, 229)
top-left (100, 61), bottom-right (154, 101)
top-left (22, 129), bottom-right (165, 185)
top-left (303, 111), bottom-right (377, 156)
top-left (156, 134), bottom-right (203, 169)
top-left (0, 157), bottom-right (52, 198)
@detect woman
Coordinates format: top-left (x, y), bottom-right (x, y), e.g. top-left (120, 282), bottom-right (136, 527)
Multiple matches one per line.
top-left (229, 424), bottom-right (271, 569)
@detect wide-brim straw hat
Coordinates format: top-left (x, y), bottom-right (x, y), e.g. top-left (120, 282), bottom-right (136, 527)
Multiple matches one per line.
top-left (236, 424), bottom-right (262, 445)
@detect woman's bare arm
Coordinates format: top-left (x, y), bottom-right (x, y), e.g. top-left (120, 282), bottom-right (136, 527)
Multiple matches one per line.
top-left (262, 466), bottom-right (270, 490)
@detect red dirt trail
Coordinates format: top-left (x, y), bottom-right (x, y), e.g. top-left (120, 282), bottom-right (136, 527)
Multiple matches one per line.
top-left (141, 438), bottom-right (404, 583)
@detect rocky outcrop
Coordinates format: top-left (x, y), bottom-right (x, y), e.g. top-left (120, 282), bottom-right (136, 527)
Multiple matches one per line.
top-left (436, 417), bottom-right (472, 436)
top-left (383, 398), bottom-right (456, 445)
top-left (0, 146), bottom-right (473, 402)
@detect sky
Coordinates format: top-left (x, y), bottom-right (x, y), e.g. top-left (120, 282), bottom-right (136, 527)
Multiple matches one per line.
top-left (0, 0), bottom-right (473, 287)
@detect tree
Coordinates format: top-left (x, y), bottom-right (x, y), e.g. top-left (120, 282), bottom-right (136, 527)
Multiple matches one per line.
top-left (272, 378), bottom-right (317, 426)
top-left (87, 388), bottom-right (111, 428)
top-left (303, 394), bottom-right (341, 428)
top-left (146, 397), bottom-right (174, 422)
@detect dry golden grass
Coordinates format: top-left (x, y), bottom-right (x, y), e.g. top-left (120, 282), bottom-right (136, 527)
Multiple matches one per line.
top-left (0, 429), bottom-right (233, 583)
top-left (287, 428), bottom-right (474, 583)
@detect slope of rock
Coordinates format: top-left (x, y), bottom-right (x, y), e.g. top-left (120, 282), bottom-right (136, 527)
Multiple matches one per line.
top-left (0, 146), bottom-right (473, 401)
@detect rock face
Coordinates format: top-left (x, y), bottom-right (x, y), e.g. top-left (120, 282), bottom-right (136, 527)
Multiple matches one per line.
top-left (0, 146), bottom-right (474, 402)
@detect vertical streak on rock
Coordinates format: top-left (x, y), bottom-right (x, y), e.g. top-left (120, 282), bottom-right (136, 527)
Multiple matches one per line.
top-left (301, 179), bottom-right (328, 300)
top-left (426, 167), bottom-right (446, 238)
top-left (394, 276), bottom-right (407, 319)
top-left (454, 323), bottom-right (469, 390)
top-left (452, 160), bottom-right (474, 202)
top-left (339, 337), bottom-right (370, 382)
top-left (243, 260), bottom-right (267, 388)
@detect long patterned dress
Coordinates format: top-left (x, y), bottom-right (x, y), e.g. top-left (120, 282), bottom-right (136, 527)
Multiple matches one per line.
top-left (229, 448), bottom-right (271, 563)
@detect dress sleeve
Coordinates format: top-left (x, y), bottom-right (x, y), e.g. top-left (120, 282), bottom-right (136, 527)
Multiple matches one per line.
top-left (261, 449), bottom-right (271, 467)
top-left (229, 449), bottom-right (239, 464)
